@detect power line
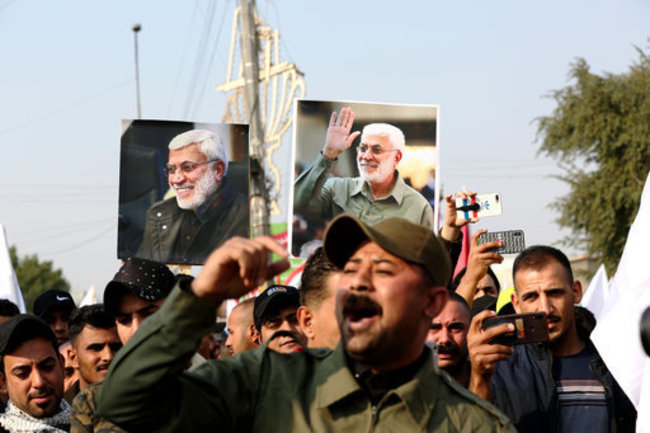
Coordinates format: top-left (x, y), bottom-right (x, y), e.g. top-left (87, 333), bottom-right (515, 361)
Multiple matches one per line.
top-left (444, 160), bottom-right (557, 169)
top-left (183, 0), bottom-right (218, 118)
top-left (0, 0), bottom-right (17, 12)
top-left (444, 172), bottom-right (554, 179)
top-left (9, 217), bottom-right (115, 238)
top-left (0, 195), bottom-right (115, 203)
top-left (0, 191), bottom-right (115, 198)
top-left (192, 1), bottom-right (230, 118)
top-left (39, 223), bottom-right (115, 256)
top-left (167, 1), bottom-right (201, 117)
top-left (266, 0), bottom-right (295, 64)
top-left (0, 184), bottom-right (115, 189)
top-left (17, 218), bottom-right (116, 244)
top-left (0, 78), bottom-right (133, 137)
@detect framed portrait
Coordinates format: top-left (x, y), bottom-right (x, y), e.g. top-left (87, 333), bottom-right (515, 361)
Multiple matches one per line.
top-left (117, 119), bottom-right (249, 264)
top-left (290, 100), bottom-right (439, 257)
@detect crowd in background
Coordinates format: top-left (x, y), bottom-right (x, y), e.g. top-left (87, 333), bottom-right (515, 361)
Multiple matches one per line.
top-left (0, 190), bottom-right (638, 432)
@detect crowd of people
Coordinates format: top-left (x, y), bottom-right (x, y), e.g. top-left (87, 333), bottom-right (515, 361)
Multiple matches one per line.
top-left (0, 111), bottom-right (637, 431)
top-left (0, 192), bottom-right (637, 432)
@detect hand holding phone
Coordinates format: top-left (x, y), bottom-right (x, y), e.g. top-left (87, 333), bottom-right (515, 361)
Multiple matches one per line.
top-left (477, 230), bottom-right (526, 255)
top-left (467, 311), bottom-right (515, 389)
top-left (483, 312), bottom-right (549, 345)
top-left (455, 193), bottom-right (502, 219)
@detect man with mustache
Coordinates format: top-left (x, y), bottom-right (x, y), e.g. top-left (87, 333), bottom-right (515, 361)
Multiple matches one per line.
top-left (138, 128), bottom-right (248, 264)
top-left (294, 108), bottom-right (434, 228)
top-left (65, 305), bottom-right (121, 401)
top-left (253, 285), bottom-right (306, 354)
top-left (468, 245), bottom-right (636, 433)
top-left (70, 258), bottom-right (177, 433)
top-left (426, 292), bottom-right (471, 386)
top-left (0, 315), bottom-right (70, 432)
top-left (97, 215), bottom-right (514, 432)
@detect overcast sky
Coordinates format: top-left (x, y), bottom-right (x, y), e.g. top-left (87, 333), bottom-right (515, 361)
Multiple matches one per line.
top-left (1, 0), bottom-right (648, 300)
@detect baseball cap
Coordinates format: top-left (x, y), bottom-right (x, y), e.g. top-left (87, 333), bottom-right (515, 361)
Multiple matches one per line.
top-left (0, 314), bottom-right (57, 355)
top-left (323, 214), bottom-right (451, 287)
top-left (33, 289), bottom-right (76, 319)
top-left (253, 285), bottom-right (300, 331)
top-left (104, 258), bottom-right (176, 317)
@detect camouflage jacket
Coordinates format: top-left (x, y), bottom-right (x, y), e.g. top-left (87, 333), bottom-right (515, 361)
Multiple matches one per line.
top-left (71, 382), bottom-right (127, 433)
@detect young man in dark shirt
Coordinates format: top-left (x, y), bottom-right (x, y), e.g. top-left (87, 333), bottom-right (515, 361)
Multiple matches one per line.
top-left (468, 245), bottom-right (636, 432)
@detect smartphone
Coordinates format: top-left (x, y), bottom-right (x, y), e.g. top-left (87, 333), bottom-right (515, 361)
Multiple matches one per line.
top-left (483, 312), bottom-right (549, 345)
top-left (455, 193), bottom-right (502, 219)
top-left (478, 230), bottom-right (525, 255)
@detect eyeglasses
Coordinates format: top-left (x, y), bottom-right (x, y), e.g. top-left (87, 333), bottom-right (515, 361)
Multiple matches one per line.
top-left (164, 159), bottom-right (219, 177)
top-left (356, 144), bottom-right (399, 156)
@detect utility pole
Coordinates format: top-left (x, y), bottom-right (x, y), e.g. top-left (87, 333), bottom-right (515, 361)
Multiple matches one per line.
top-left (132, 23), bottom-right (142, 119)
top-left (238, 0), bottom-right (269, 237)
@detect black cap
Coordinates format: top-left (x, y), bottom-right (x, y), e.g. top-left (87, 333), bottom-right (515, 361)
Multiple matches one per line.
top-left (33, 289), bottom-right (76, 318)
top-left (253, 285), bottom-right (300, 331)
top-left (0, 315), bottom-right (57, 355)
top-left (104, 258), bottom-right (176, 317)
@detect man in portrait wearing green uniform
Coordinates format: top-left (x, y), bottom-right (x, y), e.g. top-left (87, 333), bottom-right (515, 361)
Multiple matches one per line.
top-left (294, 107), bottom-right (434, 228)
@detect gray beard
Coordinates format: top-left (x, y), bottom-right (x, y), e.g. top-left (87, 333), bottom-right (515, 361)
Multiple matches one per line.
top-left (175, 170), bottom-right (218, 210)
top-left (357, 159), bottom-right (393, 185)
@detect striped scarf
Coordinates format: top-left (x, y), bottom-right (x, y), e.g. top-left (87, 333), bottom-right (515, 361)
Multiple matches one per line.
top-left (0, 400), bottom-right (70, 433)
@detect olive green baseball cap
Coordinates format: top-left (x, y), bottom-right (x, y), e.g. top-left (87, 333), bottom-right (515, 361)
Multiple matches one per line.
top-left (323, 214), bottom-right (451, 287)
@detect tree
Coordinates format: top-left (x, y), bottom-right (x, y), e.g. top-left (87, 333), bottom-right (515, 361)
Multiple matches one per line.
top-left (9, 246), bottom-right (70, 313)
top-left (537, 45), bottom-right (650, 274)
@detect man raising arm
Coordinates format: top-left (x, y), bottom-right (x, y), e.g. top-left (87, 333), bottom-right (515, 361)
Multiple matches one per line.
top-left (98, 220), bottom-right (514, 432)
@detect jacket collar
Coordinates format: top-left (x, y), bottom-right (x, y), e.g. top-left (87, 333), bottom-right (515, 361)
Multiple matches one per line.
top-left (195, 177), bottom-right (235, 223)
top-left (389, 349), bottom-right (438, 428)
top-left (315, 343), bottom-right (438, 428)
top-left (314, 343), bottom-right (361, 409)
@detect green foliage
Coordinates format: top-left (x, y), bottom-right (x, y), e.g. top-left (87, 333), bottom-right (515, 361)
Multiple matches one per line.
top-left (9, 246), bottom-right (70, 313)
top-left (537, 46), bottom-right (650, 274)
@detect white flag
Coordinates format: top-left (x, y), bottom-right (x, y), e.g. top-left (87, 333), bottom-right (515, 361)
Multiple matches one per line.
top-left (0, 224), bottom-right (27, 313)
top-left (79, 285), bottom-right (98, 307)
top-left (591, 171), bottom-right (650, 432)
top-left (580, 264), bottom-right (609, 322)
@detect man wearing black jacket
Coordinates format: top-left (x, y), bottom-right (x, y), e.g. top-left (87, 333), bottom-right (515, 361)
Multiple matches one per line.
top-left (468, 245), bottom-right (636, 432)
top-left (137, 129), bottom-right (248, 264)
